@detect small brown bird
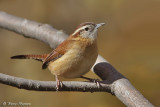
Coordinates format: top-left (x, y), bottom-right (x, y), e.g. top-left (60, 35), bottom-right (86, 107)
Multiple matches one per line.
top-left (11, 22), bottom-right (105, 89)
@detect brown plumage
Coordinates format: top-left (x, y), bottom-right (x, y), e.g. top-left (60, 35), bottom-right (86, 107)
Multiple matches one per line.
top-left (11, 22), bottom-right (105, 90)
top-left (42, 36), bottom-right (72, 69)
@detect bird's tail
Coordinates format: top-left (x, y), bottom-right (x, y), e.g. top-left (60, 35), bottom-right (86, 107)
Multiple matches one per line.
top-left (11, 54), bottom-right (48, 62)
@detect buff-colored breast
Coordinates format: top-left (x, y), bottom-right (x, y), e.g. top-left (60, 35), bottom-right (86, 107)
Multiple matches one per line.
top-left (48, 39), bottom-right (98, 78)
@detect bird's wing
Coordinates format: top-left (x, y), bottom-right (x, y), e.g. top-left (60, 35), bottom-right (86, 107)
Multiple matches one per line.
top-left (42, 50), bottom-right (63, 69)
top-left (42, 38), bottom-right (71, 69)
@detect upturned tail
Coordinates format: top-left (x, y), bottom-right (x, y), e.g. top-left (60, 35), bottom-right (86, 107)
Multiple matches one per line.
top-left (11, 54), bottom-right (48, 62)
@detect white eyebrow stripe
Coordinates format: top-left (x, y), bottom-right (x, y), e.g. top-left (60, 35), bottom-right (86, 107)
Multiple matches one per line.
top-left (72, 25), bottom-right (89, 36)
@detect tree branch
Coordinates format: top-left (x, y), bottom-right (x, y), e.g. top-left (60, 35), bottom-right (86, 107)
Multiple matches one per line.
top-left (0, 11), bottom-right (67, 48)
top-left (0, 73), bottom-right (111, 92)
top-left (0, 11), bottom-right (154, 107)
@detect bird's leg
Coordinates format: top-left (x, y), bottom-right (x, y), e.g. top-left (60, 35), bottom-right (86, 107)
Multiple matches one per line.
top-left (80, 76), bottom-right (99, 82)
top-left (80, 76), bottom-right (100, 88)
top-left (55, 75), bottom-right (63, 91)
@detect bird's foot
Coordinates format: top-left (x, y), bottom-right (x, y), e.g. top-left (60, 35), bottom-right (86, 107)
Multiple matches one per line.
top-left (80, 76), bottom-right (100, 88)
top-left (56, 80), bottom-right (63, 91)
top-left (92, 79), bottom-right (100, 88)
top-left (55, 75), bottom-right (63, 91)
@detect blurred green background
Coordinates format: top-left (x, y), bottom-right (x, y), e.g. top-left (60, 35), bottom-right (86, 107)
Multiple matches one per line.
top-left (0, 0), bottom-right (160, 107)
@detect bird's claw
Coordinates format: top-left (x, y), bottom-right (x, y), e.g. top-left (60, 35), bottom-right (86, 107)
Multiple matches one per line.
top-left (56, 80), bottom-right (63, 91)
top-left (80, 76), bottom-right (100, 88)
top-left (90, 79), bottom-right (100, 88)
top-left (55, 75), bottom-right (63, 91)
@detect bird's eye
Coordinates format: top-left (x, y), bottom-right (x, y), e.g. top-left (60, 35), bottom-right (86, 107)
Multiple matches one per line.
top-left (85, 27), bottom-right (89, 31)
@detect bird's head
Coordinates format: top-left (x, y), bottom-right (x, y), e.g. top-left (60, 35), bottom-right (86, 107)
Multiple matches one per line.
top-left (72, 22), bottom-right (105, 40)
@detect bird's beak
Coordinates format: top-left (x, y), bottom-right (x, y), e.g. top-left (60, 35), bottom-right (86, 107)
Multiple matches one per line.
top-left (96, 23), bottom-right (105, 29)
